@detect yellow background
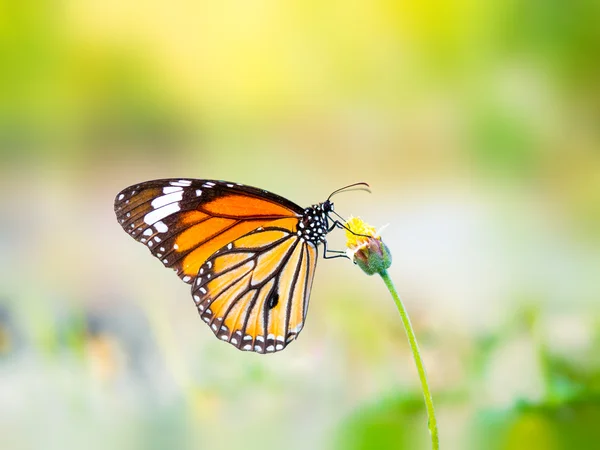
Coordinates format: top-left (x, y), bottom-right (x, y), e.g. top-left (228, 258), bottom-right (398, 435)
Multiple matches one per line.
top-left (1, 1), bottom-right (599, 449)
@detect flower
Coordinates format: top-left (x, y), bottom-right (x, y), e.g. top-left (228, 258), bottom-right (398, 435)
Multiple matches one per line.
top-left (344, 217), bottom-right (438, 448)
top-left (344, 216), bottom-right (392, 275)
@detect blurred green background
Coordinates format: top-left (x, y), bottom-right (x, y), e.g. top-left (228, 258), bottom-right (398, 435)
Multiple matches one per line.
top-left (1, 1), bottom-right (600, 449)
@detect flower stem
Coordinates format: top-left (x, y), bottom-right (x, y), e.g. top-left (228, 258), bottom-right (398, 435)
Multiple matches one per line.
top-left (380, 269), bottom-right (439, 450)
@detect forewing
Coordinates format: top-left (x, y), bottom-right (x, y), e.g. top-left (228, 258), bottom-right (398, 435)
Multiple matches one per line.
top-left (114, 179), bottom-right (303, 283)
top-left (191, 227), bottom-right (318, 353)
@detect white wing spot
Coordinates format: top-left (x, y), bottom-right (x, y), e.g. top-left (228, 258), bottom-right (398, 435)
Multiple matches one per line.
top-left (211, 324), bottom-right (218, 331)
top-left (256, 336), bottom-right (264, 342)
top-left (266, 345), bottom-right (275, 352)
top-left (195, 189), bottom-right (202, 197)
top-left (156, 253), bottom-right (162, 257)
top-left (170, 180), bottom-right (192, 187)
top-left (153, 236), bottom-right (161, 243)
top-left (126, 212), bottom-right (130, 218)
top-left (151, 191), bottom-right (183, 209)
top-left (220, 335), bottom-right (228, 340)
top-left (275, 344), bottom-right (284, 350)
top-left (159, 247), bottom-right (165, 252)
top-left (243, 344), bottom-right (252, 350)
top-left (143, 229), bottom-right (153, 236)
top-left (173, 243), bottom-right (179, 250)
top-left (227, 243), bottom-right (233, 250)
top-left (207, 262), bottom-right (212, 269)
top-left (182, 276), bottom-right (191, 282)
top-left (267, 334), bottom-right (275, 340)
top-left (163, 186), bottom-right (183, 194)
top-left (148, 241), bottom-right (153, 247)
top-left (203, 316), bottom-right (210, 323)
top-left (144, 203), bottom-right (181, 225)
top-left (199, 268), bottom-right (204, 275)
top-left (154, 221), bottom-right (168, 233)
top-left (243, 335), bottom-right (252, 341)
top-left (254, 345), bottom-right (262, 352)
top-left (231, 338), bottom-right (238, 345)
top-left (226, 183), bottom-right (234, 187)
top-left (118, 194), bottom-right (124, 200)
top-left (163, 259), bottom-right (168, 264)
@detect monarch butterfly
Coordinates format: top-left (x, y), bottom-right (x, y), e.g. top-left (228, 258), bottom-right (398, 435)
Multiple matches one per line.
top-left (114, 179), bottom-right (368, 354)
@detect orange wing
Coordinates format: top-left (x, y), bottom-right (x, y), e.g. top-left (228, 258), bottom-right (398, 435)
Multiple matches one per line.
top-left (191, 227), bottom-right (318, 353)
top-left (114, 179), bottom-right (303, 283)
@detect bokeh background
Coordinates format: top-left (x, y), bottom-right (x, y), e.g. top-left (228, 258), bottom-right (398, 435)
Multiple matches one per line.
top-left (1, 1), bottom-right (600, 449)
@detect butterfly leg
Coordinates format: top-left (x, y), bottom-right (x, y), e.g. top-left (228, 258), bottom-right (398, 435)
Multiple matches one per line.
top-left (327, 210), bottom-right (374, 238)
top-left (322, 239), bottom-right (350, 260)
top-left (328, 219), bottom-right (372, 238)
top-left (322, 216), bottom-right (371, 259)
top-left (326, 220), bottom-right (350, 233)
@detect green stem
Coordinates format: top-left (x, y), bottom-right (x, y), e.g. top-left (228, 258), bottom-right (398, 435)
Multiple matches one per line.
top-left (380, 269), bottom-right (440, 450)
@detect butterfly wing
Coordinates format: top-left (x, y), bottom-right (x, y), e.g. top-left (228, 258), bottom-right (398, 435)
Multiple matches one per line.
top-left (114, 179), bottom-right (304, 283)
top-left (192, 227), bottom-right (318, 353)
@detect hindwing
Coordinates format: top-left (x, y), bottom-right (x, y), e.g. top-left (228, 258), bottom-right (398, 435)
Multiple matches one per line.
top-left (191, 227), bottom-right (318, 353)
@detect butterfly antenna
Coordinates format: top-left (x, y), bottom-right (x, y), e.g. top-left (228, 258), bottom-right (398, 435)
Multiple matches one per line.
top-left (327, 182), bottom-right (371, 201)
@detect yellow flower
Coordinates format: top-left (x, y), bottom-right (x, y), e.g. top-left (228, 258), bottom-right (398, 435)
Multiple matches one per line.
top-left (344, 216), bottom-right (392, 275)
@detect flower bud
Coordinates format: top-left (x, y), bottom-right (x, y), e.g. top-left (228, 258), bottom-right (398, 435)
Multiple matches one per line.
top-left (344, 217), bottom-right (392, 275)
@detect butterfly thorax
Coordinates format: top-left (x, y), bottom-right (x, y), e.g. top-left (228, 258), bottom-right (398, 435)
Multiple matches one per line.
top-left (297, 201), bottom-right (333, 245)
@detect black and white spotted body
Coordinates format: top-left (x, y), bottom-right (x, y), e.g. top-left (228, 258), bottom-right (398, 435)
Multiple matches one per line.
top-left (297, 200), bottom-right (333, 245)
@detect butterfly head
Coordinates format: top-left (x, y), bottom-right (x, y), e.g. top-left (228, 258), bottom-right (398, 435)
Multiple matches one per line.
top-left (322, 199), bottom-right (334, 213)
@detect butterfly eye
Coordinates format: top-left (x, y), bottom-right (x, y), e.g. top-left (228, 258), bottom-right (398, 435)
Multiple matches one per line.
top-left (267, 292), bottom-right (279, 310)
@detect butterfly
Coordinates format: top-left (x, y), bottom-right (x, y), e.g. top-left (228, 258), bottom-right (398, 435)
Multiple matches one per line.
top-left (114, 179), bottom-right (368, 354)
